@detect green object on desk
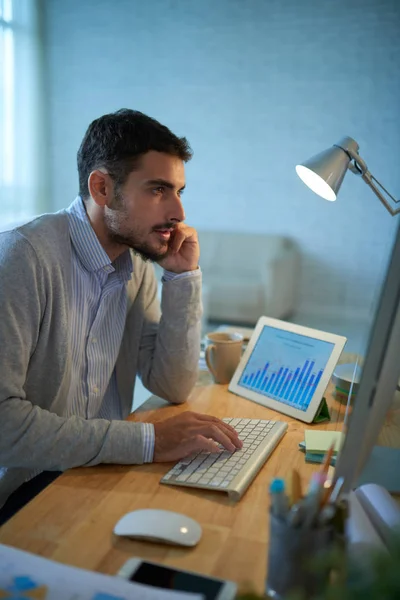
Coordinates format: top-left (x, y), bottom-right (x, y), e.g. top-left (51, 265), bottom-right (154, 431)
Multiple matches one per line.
top-left (305, 452), bottom-right (337, 466)
top-left (298, 442), bottom-right (337, 465)
top-left (312, 397), bottom-right (331, 423)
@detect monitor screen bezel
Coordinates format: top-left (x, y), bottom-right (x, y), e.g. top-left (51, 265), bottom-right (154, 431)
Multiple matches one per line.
top-left (335, 220), bottom-right (400, 493)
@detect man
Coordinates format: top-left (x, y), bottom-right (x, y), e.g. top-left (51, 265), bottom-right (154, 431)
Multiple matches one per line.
top-left (0, 109), bottom-right (241, 522)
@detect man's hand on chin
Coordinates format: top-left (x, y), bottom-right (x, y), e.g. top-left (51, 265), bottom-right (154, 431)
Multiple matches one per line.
top-left (157, 223), bottom-right (200, 274)
top-left (153, 412), bottom-right (243, 462)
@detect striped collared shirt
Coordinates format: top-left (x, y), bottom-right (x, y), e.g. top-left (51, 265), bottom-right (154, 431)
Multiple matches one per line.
top-left (65, 197), bottom-right (154, 462)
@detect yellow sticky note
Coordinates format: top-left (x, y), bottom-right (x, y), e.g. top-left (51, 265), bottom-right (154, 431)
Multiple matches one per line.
top-left (304, 430), bottom-right (344, 454)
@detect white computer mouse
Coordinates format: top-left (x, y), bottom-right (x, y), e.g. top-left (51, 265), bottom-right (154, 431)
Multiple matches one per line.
top-left (113, 508), bottom-right (202, 547)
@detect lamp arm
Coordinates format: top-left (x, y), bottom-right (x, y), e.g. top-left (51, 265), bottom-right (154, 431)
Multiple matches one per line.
top-left (362, 172), bottom-right (400, 216)
top-left (346, 148), bottom-right (400, 216)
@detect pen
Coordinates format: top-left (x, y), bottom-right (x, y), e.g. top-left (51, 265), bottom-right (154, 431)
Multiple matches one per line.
top-left (332, 497), bottom-right (348, 540)
top-left (302, 471), bottom-right (327, 529)
top-left (318, 503), bottom-right (336, 526)
top-left (270, 478), bottom-right (289, 519)
top-left (287, 503), bottom-right (304, 527)
top-left (329, 476), bottom-right (345, 504)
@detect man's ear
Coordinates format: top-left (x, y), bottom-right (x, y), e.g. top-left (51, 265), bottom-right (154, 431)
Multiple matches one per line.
top-left (88, 169), bottom-right (114, 207)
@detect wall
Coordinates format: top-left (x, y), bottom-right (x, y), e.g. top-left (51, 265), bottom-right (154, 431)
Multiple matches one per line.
top-left (43, 0), bottom-right (400, 322)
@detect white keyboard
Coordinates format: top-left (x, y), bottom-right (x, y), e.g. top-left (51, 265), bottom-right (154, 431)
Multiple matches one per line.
top-left (160, 418), bottom-right (288, 500)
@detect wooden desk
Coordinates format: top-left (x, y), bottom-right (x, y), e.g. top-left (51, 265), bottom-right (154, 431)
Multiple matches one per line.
top-left (0, 375), bottom-right (347, 595)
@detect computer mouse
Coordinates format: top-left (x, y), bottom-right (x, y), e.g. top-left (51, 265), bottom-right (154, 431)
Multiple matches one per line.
top-left (113, 508), bottom-right (202, 547)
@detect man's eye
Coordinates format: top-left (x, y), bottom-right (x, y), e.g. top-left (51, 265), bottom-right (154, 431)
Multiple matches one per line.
top-left (153, 186), bottom-right (164, 194)
top-left (178, 189), bottom-right (184, 197)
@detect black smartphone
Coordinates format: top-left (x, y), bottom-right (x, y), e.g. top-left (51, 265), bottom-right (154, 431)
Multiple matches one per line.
top-left (118, 558), bottom-right (237, 600)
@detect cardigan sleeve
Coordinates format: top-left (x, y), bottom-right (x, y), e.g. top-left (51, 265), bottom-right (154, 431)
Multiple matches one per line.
top-left (136, 262), bottom-right (202, 404)
top-left (0, 231), bottom-right (146, 471)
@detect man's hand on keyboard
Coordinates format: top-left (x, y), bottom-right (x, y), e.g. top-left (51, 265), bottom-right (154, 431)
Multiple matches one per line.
top-left (153, 411), bottom-right (243, 462)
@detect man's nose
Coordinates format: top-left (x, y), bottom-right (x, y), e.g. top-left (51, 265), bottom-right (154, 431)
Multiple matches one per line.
top-left (167, 193), bottom-right (186, 223)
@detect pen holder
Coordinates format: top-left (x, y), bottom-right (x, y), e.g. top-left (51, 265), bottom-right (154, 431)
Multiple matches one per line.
top-left (266, 514), bottom-right (335, 599)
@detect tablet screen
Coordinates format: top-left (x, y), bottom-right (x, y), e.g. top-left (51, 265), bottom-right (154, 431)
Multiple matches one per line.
top-left (238, 325), bottom-right (335, 412)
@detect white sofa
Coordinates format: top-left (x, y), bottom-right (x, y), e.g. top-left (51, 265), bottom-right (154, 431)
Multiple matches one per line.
top-left (197, 231), bottom-right (300, 325)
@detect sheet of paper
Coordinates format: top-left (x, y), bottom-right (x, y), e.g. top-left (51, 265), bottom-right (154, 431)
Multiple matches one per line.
top-left (346, 491), bottom-right (387, 560)
top-left (0, 543), bottom-right (204, 600)
top-left (355, 483), bottom-right (400, 547)
top-left (304, 430), bottom-right (343, 454)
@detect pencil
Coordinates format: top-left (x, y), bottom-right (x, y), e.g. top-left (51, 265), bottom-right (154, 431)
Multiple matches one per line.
top-left (320, 480), bottom-right (333, 508)
top-left (321, 442), bottom-right (336, 475)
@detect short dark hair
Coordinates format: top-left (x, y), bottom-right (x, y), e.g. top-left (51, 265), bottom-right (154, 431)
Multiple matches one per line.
top-left (77, 109), bottom-right (193, 201)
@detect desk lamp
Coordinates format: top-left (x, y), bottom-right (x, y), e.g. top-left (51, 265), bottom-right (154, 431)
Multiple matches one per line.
top-left (295, 136), bottom-right (400, 216)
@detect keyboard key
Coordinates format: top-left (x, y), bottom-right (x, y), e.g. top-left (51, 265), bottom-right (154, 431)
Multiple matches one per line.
top-left (221, 450), bottom-right (233, 459)
top-left (188, 474), bottom-right (202, 483)
top-left (210, 478), bottom-right (223, 486)
top-left (199, 476), bottom-right (212, 484)
top-left (179, 456), bottom-right (194, 466)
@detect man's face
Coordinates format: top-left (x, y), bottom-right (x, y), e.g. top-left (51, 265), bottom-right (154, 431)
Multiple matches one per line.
top-left (104, 151), bottom-right (186, 262)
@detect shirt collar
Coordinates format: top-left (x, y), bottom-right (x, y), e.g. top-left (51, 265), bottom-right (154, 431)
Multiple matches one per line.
top-left (66, 197), bottom-right (133, 280)
top-left (114, 248), bottom-right (134, 283)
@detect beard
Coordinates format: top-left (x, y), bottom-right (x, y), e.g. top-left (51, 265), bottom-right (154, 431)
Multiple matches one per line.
top-left (103, 192), bottom-right (175, 263)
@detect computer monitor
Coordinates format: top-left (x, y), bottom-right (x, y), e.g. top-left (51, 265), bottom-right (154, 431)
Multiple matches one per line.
top-left (335, 220), bottom-right (400, 494)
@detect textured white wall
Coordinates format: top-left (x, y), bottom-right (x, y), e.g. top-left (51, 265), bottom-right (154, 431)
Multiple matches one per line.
top-left (43, 0), bottom-right (400, 322)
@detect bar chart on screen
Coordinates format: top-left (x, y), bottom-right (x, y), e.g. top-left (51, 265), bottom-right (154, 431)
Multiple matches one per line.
top-left (238, 326), bottom-right (335, 412)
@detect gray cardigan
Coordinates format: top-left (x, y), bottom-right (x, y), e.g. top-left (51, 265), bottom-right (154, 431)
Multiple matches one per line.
top-left (0, 212), bottom-right (202, 508)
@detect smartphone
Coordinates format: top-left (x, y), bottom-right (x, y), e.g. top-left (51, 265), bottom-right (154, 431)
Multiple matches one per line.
top-left (118, 557), bottom-right (237, 600)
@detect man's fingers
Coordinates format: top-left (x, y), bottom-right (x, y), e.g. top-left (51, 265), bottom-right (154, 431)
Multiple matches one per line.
top-left (196, 413), bottom-right (236, 432)
top-left (220, 425), bottom-right (243, 449)
top-left (169, 228), bottom-right (185, 253)
top-left (187, 435), bottom-right (221, 456)
top-left (195, 414), bottom-right (242, 448)
top-left (197, 424), bottom-right (238, 452)
top-left (213, 422), bottom-right (242, 448)
top-left (169, 225), bottom-right (198, 254)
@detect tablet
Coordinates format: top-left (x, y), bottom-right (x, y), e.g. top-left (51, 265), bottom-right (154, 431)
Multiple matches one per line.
top-left (228, 316), bottom-right (347, 423)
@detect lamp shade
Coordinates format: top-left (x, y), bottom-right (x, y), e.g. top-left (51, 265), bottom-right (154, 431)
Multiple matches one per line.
top-left (296, 144), bottom-right (352, 201)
